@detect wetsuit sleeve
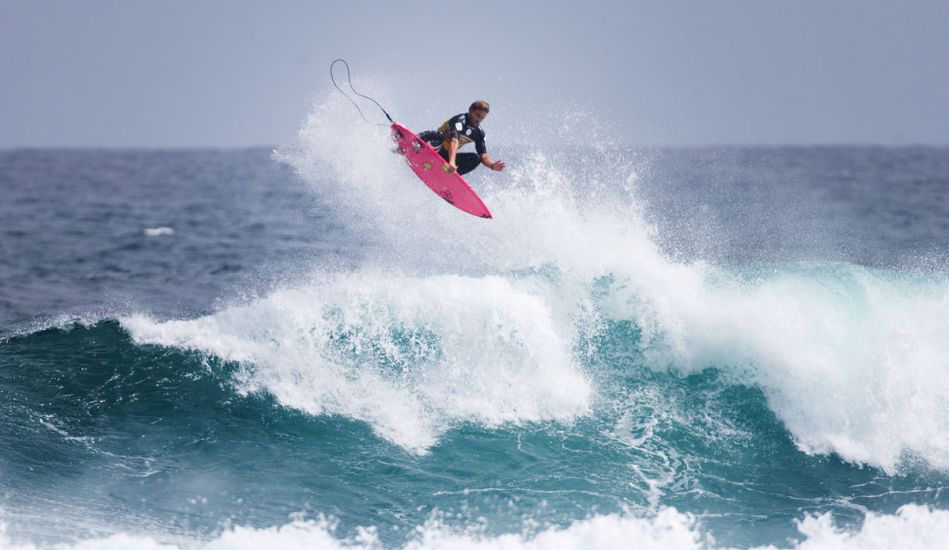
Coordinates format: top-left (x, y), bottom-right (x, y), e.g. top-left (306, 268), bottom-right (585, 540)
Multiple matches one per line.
top-left (445, 114), bottom-right (465, 140)
top-left (475, 130), bottom-right (487, 156)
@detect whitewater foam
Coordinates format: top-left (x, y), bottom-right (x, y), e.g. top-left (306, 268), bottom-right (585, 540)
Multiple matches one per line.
top-left (0, 509), bottom-right (704, 550)
top-left (602, 263), bottom-right (949, 473)
top-left (123, 271), bottom-right (592, 453)
top-left (5, 505), bottom-right (948, 550)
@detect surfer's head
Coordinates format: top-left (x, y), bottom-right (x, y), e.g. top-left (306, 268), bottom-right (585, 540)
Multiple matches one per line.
top-left (468, 100), bottom-right (490, 125)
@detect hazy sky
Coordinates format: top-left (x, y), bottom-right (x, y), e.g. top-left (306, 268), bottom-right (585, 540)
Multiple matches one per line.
top-left (2, 0), bottom-right (948, 148)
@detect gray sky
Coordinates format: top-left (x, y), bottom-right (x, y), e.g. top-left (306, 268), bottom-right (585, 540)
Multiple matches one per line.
top-left (2, 0), bottom-right (948, 148)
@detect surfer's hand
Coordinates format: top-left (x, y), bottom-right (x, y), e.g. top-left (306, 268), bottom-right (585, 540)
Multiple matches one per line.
top-left (491, 161), bottom-right (506, 172)
top-left (447, 163), bottom-right (457, 173)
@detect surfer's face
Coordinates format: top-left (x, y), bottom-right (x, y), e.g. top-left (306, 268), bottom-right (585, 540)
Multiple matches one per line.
top-left (468, 108), bottom-right (488, 126)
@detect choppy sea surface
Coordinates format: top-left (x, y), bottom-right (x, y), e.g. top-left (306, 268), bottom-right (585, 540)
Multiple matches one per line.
top-left (2, 99), bottom-right (949, 549)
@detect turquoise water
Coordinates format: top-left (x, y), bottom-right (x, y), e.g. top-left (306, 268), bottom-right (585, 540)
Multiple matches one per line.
top-left (3, 308), bottom-right (947, 547)
top-left (2, 100), bottom-right (949, 548)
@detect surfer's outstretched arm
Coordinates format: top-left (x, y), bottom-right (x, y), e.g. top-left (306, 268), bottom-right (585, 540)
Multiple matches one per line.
top-left (481, 154), bottom-right (505, 172)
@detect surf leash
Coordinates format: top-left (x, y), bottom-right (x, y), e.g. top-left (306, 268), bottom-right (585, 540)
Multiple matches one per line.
top-left (329, 58), bottom-right (394, 126)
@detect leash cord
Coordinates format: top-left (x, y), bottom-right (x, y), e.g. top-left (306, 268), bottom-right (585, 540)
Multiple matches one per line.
top-left (329, 59), bottom-right (394, 125)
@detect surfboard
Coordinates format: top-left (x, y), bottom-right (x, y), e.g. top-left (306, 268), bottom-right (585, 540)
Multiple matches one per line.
top-left (390, 123), bottom-right (492, 219)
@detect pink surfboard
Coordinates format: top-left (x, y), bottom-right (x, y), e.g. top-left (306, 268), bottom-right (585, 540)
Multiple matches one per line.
top-left (391, 123), bottom-right (492, 219)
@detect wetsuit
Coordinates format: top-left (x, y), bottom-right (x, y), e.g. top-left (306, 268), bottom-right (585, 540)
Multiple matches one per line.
top-left (417, 113), bottom-right (487, 176)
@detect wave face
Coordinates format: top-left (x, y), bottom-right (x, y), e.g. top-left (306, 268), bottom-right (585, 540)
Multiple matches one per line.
top-left (2, 96), bottom-right (949, 548)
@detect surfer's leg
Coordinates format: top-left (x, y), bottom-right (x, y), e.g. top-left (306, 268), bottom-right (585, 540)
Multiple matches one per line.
top-left (418, 131), bottom-right (443, 146)
top-left (455, 153), bottom-right (481, 175)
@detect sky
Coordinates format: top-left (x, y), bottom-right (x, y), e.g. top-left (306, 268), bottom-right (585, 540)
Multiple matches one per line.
top-left (2, 0), bottom-right (948, 148)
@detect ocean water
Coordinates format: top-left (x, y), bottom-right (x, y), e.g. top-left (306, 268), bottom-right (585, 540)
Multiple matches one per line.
top-left (2, 98), bottom-right (949, 549)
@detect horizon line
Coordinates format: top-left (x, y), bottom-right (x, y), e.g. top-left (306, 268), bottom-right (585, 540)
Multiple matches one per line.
top-left (3, 142), bottom-right (949, 153)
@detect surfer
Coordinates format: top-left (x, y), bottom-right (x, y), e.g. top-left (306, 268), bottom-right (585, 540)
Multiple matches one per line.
top-left (418, 101), bottom-right (506, 175)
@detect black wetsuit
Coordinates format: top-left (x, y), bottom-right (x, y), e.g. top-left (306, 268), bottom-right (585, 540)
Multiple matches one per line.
top-left (417, 113), bottom-right (487, 176)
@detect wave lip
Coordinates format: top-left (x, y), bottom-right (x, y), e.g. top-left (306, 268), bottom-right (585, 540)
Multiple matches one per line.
top-left (122, 272), bottom-right (592, 453)
top-left (608, 263), bottom-right (949, 474)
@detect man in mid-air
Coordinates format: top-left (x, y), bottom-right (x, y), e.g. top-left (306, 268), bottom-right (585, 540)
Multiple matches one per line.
top-left (418, 100), bottom-right (506, 175)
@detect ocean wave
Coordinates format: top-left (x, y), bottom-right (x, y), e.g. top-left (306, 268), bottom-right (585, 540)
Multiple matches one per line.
top-left (273, 94), bottom-right (949, 473)
top-left (117, 261), bottom-right (949, 472)
top-left (599, 263), bottom-right (949, 474)
top-left (122, 271), bottom-right (592, 454)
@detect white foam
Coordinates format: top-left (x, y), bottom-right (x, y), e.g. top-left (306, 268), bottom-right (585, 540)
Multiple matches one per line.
top-left (402, 508), bottom-right (704, 550)
top-left (143, 227), bottom-right (174, 237)
top-left (123, 271), bottom-right (591, 453)
top-left (0, 509), bottom-right (704, 550)
top-left (762, 504), bottom-right (949, 550)
top-left (4, 506), bottom-right (948, 550)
